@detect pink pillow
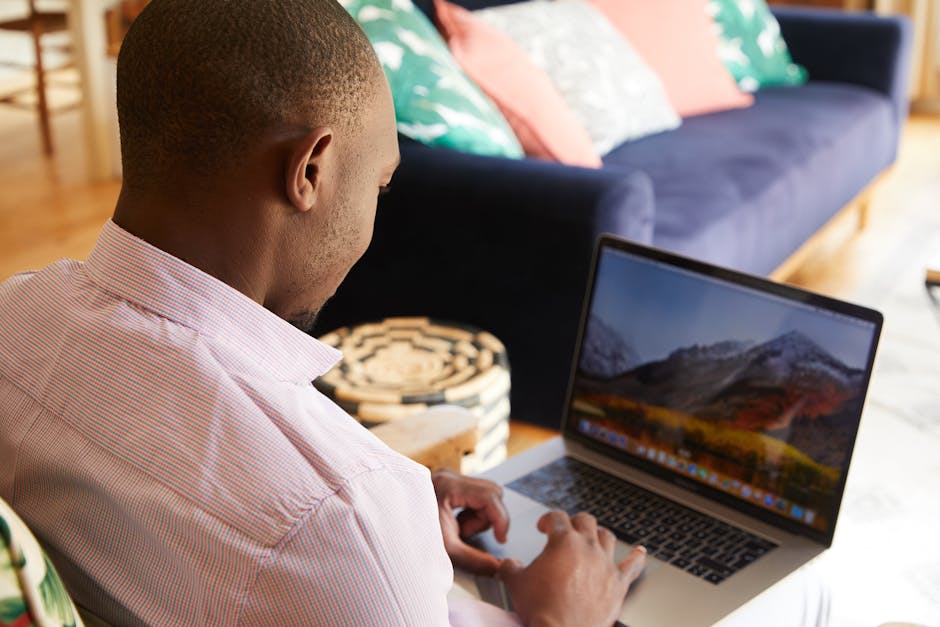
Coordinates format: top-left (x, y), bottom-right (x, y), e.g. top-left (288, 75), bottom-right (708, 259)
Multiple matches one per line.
top-left (434, 0), bottom-right (602, 168)
top-left (588, 0), bottom-right (753, 117)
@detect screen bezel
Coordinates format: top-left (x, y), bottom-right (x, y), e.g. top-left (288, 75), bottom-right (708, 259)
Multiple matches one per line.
top-left (560, 234), bottom-right (883, 546)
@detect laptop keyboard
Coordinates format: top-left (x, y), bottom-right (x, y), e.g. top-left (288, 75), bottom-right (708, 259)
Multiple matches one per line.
top-left (507, 457), bottom-right (777, 585)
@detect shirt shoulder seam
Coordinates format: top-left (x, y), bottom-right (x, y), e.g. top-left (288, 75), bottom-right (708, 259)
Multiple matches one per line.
top-left (234, 464), bottom-right (425, 625)
top-left (0, 375), bottom-right (289, 543)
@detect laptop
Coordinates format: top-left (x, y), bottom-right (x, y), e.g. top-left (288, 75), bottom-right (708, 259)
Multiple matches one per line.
top-left (471, 234), bottom-right (882, 626)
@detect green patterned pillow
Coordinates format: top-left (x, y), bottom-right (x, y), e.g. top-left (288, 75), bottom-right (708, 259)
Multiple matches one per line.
top-left (1, 499), bottom-right (84, 627)
top-left (340, 0), bottom-right (523, 158)
top-left (708, 0), bottom-right (808, 92)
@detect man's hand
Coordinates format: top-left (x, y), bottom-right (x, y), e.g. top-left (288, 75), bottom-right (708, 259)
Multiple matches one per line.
top-left (498, 510), bottom-right (647, 627)
top-left (431, 469), bottom-right (510, 576)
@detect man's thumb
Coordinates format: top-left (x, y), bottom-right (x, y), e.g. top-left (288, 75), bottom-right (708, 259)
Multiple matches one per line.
top-left (496, 558), bottom-right (524, 581)
top-left (451, 543), bottom-right (502, 576)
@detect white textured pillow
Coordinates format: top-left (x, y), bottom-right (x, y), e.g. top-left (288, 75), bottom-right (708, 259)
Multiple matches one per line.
top-left (475, 0), bottom-right (680, 154)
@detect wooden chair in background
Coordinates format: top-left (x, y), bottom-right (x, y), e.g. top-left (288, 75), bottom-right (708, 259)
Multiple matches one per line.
top-left (105, 0), bottom-right (148, 57)
top-left (0, 0), bottom-right (77, 156)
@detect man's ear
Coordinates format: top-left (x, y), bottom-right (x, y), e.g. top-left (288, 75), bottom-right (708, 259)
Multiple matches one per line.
top-left (286, 127), bottom-right (333, 212)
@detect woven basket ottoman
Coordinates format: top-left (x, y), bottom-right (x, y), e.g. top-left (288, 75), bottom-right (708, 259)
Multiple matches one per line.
top-left (315, 317), bottom-right (511, 474)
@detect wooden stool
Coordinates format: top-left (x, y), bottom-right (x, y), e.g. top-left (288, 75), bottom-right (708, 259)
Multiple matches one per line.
top-left (317, 317), bottom-right (511, 473)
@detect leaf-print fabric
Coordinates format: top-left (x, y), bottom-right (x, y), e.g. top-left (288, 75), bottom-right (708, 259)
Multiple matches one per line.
top-left (340, 0), bottom-right (523, 157)
top-left (709, 0), bottom-right (808, 91)
top-left (0, 500), bottom-right (83, 627)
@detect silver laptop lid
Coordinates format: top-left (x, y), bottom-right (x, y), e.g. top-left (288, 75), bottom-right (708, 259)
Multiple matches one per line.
top-left (561, 235), bottom-right (883, 546)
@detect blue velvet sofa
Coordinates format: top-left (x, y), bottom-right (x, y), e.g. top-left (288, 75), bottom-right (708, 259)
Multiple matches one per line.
top-left (315, 4), bottom-right (912, 429)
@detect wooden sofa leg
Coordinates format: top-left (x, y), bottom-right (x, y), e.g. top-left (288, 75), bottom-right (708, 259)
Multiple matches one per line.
top-left (857, 165), bottom-right (894, 232)
top-left (857, 196), bottom-right (870, 231)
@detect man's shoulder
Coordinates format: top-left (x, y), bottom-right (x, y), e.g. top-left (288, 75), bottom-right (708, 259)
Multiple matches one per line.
top-left (0, 258), bottom-right (428, 545)
top-left (0, 260), bottom-right (79, 313)
top-left (0, 259), bottom-right (89, 380)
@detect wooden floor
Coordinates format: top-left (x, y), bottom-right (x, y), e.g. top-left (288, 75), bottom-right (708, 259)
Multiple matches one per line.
top-left (3, 104), bottom-right (939, 456)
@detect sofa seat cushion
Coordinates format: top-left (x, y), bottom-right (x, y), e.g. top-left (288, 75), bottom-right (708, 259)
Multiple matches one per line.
top-left (603, 82), bottom-right (896, 276)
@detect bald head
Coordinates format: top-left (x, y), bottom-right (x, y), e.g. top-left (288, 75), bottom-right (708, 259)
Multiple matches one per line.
top-left (117, 0), bottom-right (379, 188)
top-left (112, 0), bottom-right (399, 329)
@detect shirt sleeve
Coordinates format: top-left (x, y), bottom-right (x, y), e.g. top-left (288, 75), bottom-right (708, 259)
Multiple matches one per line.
top-left (238, 466), bottom-right (454, 626)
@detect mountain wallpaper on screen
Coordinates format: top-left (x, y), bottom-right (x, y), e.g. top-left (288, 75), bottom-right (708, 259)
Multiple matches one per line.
top-left (577, 320), bottom-right (866, 470)
top-left (580, 314), bottom-right (642, 378)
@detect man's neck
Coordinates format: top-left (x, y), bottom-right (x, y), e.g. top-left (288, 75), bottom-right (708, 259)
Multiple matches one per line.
top-left (113, 189), bottom-right (273, 307)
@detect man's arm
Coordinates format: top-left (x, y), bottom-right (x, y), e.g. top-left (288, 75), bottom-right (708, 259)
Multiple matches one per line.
top-left (238, 467), bottom-right (454, 625)
top-left (239, 465), bottom-right (646, 626)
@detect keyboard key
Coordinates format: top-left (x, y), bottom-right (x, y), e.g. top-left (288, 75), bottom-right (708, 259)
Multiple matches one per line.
top-left (744, 541), bottom-right (774, 555)
top-left (696, 556), bottom-right (733, 576)
top-left (732, 554), bottom-right (758, 570)
top-left (705, 573), bottom-right (726, 585)
top-left (616, 531), bottom-right (639, 545)
top-left (687, 564), bottom-right (708, 577)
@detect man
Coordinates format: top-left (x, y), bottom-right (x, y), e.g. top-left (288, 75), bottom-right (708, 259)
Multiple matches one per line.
top-left (0, 0), bottom-right (645, 624)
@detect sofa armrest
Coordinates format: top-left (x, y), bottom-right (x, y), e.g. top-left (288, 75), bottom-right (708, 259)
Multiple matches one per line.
top-left (774, 7), bottom-right (912, 127)
top-left (315, 140), bottom-right (654, 427)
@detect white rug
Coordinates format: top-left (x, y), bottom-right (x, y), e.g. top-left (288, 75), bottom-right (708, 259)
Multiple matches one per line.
top-left (817, 228), bottom-right (940, 626)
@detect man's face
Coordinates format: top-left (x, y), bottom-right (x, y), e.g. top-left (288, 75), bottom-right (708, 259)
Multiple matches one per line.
top-left (329, 78), bottom-right (400, 282)
top-left (283, 75), bottom-right (399, 332)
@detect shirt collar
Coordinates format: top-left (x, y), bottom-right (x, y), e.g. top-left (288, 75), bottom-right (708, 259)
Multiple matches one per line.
top-left (84, 220), bottom-right (342, 384)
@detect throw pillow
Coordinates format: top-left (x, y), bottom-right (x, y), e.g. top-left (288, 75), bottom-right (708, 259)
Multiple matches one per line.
top-left (588, 0), bottom-right (754, 118)
top-left (709, 0), bottom-right (808, 92)
top-left (1, 498), bottom-right (85, 627)
top-left (340, 0), bottom-right (523, 158)
top-left (474, 0), bottom-right (680, 155)
top-left (434, 0), bottom-right (601, 168)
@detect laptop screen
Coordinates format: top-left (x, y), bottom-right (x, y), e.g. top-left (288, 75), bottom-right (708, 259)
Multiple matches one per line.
top-left (565, 238), bottom-right (881, 541)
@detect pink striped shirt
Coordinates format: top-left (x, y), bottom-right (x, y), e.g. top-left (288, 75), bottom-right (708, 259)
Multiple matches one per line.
top-left (0, 220), bottom-right (488, 625)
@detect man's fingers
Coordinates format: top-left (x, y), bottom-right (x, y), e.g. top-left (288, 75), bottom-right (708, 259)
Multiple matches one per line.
top-left (464, 493), bottom-right (510, 543)
top-left (436, 472), bottom-right (503, 511)
top-left (447, 539), bottom-right (502, 576)
top-left (437, 472), bottom-right (510, 543)
top-left (456, 508), bottom-right (488, 537)
top-left (597, 526), bottom-right (616, 554)
top-left (485, 496), bottom-right (510, 543)
top-left (537, 509), bottom-right (572, 539)
top-left (617, 545), bottom-right (648, 584)
top-left (496, 557), bottom-right (524, 582)
top-left (570, 511), bottom-right (598, 536)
